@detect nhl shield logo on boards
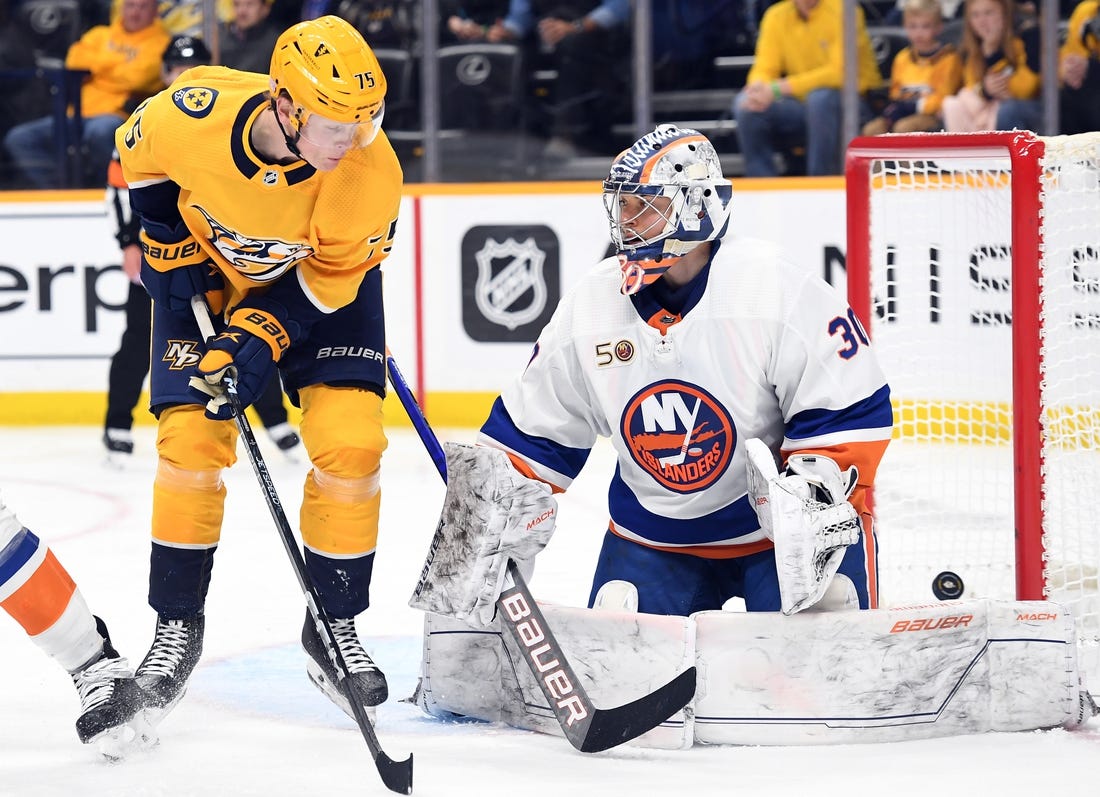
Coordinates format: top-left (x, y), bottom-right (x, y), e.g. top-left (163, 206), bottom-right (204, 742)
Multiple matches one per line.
top-left (461, 225), bottom-right (560, 342)
top-left (621, 380), bottom-right (735, 493)
top-left (474, 237), bottom-right (546, 331)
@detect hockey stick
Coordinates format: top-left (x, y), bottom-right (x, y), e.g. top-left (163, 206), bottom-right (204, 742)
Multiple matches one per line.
top-left (385, 351), bottom-right (698, 753)
top-left (191, 297), bottom-right (413, 794)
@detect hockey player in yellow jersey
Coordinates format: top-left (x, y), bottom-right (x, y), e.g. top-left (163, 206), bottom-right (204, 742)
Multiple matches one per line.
top-left (114, 15), bottom-right (401, 727)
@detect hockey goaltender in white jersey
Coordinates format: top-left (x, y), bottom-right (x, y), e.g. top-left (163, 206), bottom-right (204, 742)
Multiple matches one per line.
top-left (407, 125), bottom-right (1098, 748)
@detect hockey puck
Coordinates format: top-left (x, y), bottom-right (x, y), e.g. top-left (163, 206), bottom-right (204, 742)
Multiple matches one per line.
top-left (932, 570), bottom-right (964, 600)
top-left (688, 447), bottom-right (703, 456)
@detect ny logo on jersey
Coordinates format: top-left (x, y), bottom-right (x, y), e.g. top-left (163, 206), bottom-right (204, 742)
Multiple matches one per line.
top-left (162, 340), bottom-right (202, 370)
top-left (621, 380), bottom-right (735, 493)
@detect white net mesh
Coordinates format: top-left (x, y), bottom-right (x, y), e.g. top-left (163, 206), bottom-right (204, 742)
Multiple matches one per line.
top-left (856, 132), bottom-right (1100, 680)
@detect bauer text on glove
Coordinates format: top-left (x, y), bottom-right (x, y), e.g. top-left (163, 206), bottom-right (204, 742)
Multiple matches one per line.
top-left (188, 308), bottom-right (290, 420)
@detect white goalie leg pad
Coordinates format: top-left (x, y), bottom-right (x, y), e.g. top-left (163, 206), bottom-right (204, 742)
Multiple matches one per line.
top-left (744, 438), bottom-right (861, 615)
top-left (692, 599), bottom-right (1085, 745)
top-left (416, 603), bottom-right (696, 749)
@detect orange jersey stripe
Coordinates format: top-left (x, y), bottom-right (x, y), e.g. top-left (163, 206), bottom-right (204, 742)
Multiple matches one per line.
top-left (609, 522), bottom-right (775, 560)
top-left (0, 549), bottom-right (77, 636)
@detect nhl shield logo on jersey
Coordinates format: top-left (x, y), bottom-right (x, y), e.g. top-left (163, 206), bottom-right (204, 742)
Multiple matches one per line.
top-left (621, 380), bottom-right (734, 493)
top-left (172, 86), bottom-right (218, 118)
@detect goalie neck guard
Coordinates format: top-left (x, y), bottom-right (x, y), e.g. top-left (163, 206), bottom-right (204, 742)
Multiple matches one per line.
top-left (602, 125), bottom-right (733, 295)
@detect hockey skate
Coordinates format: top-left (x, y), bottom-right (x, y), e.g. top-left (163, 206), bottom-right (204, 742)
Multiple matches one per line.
top-left (266, 423), bottom-right (301, 460)
top-left (301, 610), bottom-right (388, 723)
top-left (135, 614), bottom-right (205, 725)
top-left (102, 428), bottom-right (134, 468)
top-left (73, 617), bottom-right (154, 759)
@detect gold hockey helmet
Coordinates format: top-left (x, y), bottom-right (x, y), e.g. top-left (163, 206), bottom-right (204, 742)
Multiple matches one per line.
top-left (269, 15), bottom-right (386, 145)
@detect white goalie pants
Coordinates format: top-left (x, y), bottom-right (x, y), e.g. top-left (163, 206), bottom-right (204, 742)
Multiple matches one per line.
top-left (415, 599), bottom-right (1092, 748)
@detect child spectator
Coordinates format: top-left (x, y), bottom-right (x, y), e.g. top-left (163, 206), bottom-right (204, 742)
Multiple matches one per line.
top-left (863, 0), bottom-right (963, 135)
top-left (941, 0), bottom-right (1041, 132)
top-left (1059, 0), bottom-right (1100, 134)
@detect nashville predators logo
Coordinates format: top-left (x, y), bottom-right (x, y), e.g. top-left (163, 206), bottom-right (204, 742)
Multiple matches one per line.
top-left (621, 380), bottom-right (734, 493)
top-left (162, 340), bottom-right (202, 370)
top-left (172, 86), bottom-right (218, 118)
top-left (194, 206), bottom-right (312, 282)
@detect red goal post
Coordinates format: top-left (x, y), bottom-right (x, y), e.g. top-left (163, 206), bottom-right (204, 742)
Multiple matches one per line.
top-left (844, 131), bottom-right (1100, 673)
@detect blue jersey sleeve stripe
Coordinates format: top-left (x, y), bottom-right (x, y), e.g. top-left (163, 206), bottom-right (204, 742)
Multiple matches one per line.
top-left (0, 528), bottom-right (40, 587)
top-left (479, 397), bottom-right (591, 482)
top-left (785, 385), bottom-right (893, 442)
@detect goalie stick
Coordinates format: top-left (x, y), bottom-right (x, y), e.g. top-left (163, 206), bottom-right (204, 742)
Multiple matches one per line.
top-left (385, 351), bottom-right (698, 753)
top-left (191, 297), bottom-right (413, 795)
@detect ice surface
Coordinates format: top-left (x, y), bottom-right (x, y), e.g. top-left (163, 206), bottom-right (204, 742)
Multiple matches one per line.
top-left (1, 427), bottom-right (1096, 796)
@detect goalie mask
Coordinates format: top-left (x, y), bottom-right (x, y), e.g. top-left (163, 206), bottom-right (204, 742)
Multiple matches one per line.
top-left (269, 15), bottom-right (387, 152)
top-left (602, 125), bottom-right (733, 295)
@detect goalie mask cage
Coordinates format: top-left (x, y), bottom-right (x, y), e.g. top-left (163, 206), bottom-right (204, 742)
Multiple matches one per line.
top-left (845, 130), bottom-right (1100, 679)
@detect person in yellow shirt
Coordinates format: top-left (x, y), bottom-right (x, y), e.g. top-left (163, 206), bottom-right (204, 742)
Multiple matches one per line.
top-left (733, 0), bottom-right (882, 176)
top-left (1059, 0), bottom-right (1100, 134)
top-left (941, 0), bottom-right (1041, 132)
top-left (114, 15), bottom-right (401, 730)
top-left (862, 0), bottom-right (963, 135)
top-left (2, 0), bottom-right (169, 188)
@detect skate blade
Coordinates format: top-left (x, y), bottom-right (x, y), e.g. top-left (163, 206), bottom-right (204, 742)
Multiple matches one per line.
top-left (305, 660), bottom-right (377, 725)
top-left (93, 714), bottom-right (159, 761)
top-left (136, 686), bottom-right (187, 729)
top-left (103, 452), bottom-right (132, 471)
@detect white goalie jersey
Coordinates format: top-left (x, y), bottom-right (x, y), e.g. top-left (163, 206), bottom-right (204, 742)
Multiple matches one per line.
top-left (478, 236), bottom-right (893, 556)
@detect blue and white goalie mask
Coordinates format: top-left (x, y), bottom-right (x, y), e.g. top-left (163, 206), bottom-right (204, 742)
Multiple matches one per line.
top-left (602, 125), bottom-right (733, 295)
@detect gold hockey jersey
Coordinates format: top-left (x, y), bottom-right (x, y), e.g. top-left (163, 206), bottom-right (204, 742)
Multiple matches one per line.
top-left (115, 65), bottom-right (402, 314)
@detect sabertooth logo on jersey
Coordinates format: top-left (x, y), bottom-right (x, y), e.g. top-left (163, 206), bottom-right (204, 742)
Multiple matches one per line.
top-left (621, 380), bottom-right (735, 493)
top-left (194, 205), bottom-right (312, 283)
top-left (172, 86), bottom-right (218, 118)
top-left (162, 340), bottom-right (202, 370)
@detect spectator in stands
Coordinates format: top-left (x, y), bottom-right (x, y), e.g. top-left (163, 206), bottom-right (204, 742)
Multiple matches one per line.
top-left (733, 0), bottom-right (883, 177)
top-left (219, 0), bottom-right (282, 72)
top-left (484, 0), bottom-right (632, 159)
top-left (1059, 0), bottom-right (1100, 134)
top-left (443, 0), bottom-right (509, 43)
top-left (862, 0), bottom-right (963, 135)
top-left (3, 0), bottom-right (169, 189)
top-left (941, 0), bottom-right (1041, 132)
top-left (111, 0), bottom-right (234, 38)
top-left (332, 0), bottom-right (418, 49)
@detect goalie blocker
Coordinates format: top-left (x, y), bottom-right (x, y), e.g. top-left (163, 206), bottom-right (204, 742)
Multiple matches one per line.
top-left (414, 597), bottom-right (1096, 748)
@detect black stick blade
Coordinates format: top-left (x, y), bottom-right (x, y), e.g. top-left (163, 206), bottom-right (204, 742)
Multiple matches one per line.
top-left (577, 666), bottom-right (697, 753)
top-left (376, 751), bottom-right (414, 794)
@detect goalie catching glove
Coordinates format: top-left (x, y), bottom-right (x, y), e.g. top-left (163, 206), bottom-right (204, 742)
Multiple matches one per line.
top-left (409, 443), bottom-right (557, 627)
top-left (745, 438), bottom-right (861, 615)
top-left (188, 306), bottom-right (292, 420)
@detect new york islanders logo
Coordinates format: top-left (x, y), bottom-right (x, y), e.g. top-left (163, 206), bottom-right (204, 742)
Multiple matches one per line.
top-left (621, 380), bottom-right (734, 493)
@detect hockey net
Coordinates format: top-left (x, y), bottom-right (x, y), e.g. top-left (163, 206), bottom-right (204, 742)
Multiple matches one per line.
top-left (845, 131), bottom-right (1100, 680)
